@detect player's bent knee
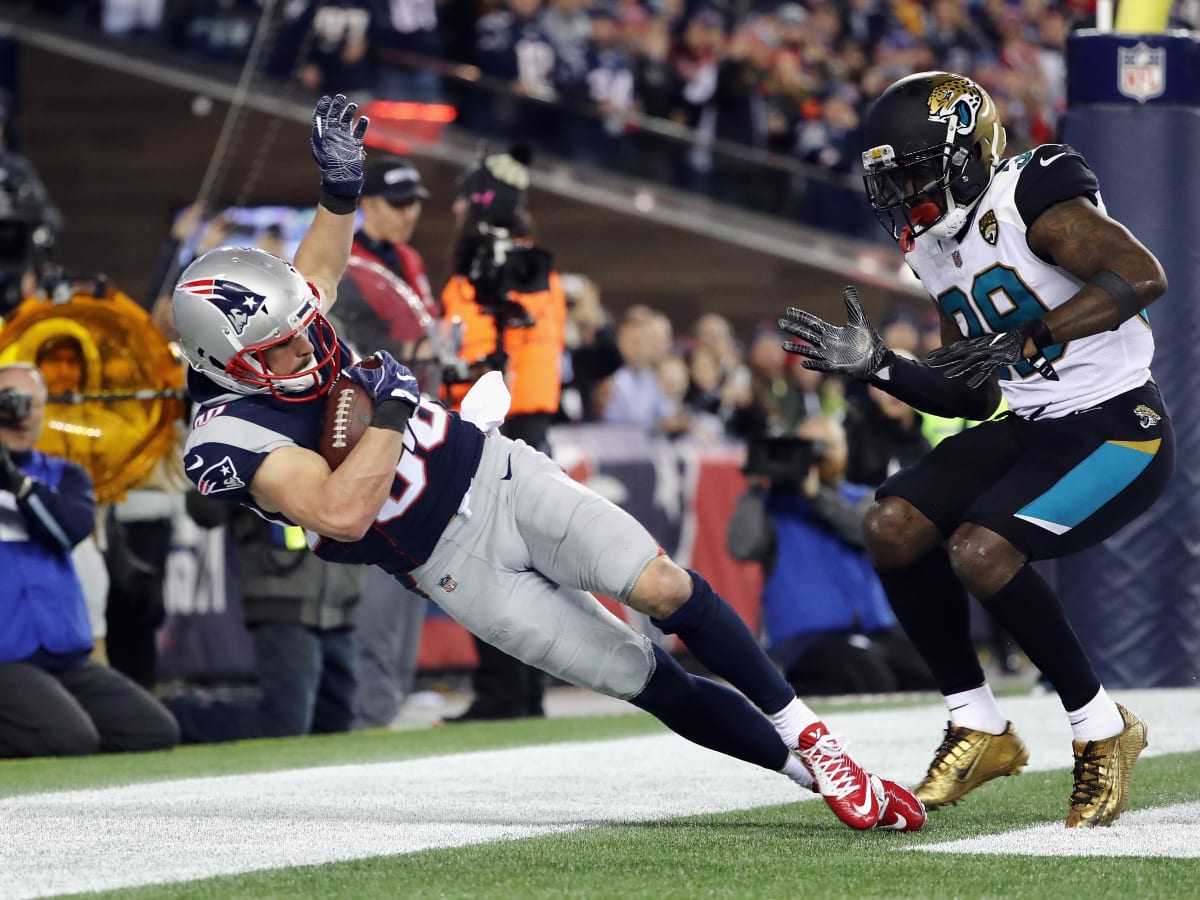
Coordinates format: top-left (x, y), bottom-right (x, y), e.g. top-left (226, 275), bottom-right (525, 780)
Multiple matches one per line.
top-left (864, 497), bottom-right (936, 568)
top-left (592, 636), bottom-right (656, 700)
top-left (626, 556), bottom-right (692, 619)
top-left (947, 523), bottom-right (1025, 598)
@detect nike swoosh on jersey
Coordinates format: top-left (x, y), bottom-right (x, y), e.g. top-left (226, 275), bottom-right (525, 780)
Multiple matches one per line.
top-left (186, 455), bottom-right (205, 471)
top-left (501, 455), bottom-right (513, 481)
top-left (1040, 151), bottom-right (1067, 167)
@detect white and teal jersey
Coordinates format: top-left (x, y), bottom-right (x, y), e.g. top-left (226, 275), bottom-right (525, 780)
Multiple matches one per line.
top-left (905, 143), bottom-right (1155, 419)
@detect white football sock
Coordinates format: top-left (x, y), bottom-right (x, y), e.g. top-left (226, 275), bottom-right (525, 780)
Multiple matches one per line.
top-left (944, 683), bottom-right (1007, 734)
top-left (1067, 687), bottom-right (1125, 741)
top-left (770, 697), bottom-right (821, 750)
top-left (780, 753), bottom-right (814, 790)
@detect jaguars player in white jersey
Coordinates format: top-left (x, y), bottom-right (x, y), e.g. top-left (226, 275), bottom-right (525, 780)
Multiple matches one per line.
top-left (171, 94), bottom-right (927, 833)
top-left (779, 71), bottom-right (1174, 828)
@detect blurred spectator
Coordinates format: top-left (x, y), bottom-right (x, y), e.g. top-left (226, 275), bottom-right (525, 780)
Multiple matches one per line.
top-left (267, 1), bottom-right (373, 95)
top-left (470, 0), bottom-right (557, 139)
top-left (102, 0), bottom-right (163, 38)
top-left (168, 493), bottom-right (362, 743)
top-left (557, 272), bottom-right (623, 423)
top-left (372, 0), bottom-right (443, 102)
top-left (603, 305), bottom-right (686, 434)
top-left (0, 363), bottom-right (178, 757)
top-left (727, 414), bottom-right (934, 695)
top-left (730, 322), bottom-right (808, 437)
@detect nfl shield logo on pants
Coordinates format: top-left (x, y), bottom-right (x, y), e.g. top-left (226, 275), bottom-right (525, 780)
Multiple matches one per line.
top-left (1117, 42), bottom-right (1166, 104)
top-left (439, 575), bottom-right (457, 593)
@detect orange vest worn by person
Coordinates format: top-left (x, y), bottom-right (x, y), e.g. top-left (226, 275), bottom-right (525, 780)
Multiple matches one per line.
top-left (441, 272), bottom-right (566, 416)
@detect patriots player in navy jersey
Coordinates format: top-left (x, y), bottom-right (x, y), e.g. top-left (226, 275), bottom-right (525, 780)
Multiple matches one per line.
top-left (171, 94), bottom-right (926, 833)
top-left (779, 72), bottom-right (1174, 827)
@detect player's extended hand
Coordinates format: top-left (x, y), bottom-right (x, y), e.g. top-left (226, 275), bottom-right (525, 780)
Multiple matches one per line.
top-left (311, 94), bottom-right (369, 197)
top-left (778, 285), bottom-right (889, 381)
top-left (927, 324), bottom-right (1059, 389)
top-left (342, 351), bottom-right (419, 409)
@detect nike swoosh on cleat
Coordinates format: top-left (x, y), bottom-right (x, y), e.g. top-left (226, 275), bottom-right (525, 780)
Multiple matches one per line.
top-left (877, 813), bottom-right (907, 831)
top-left (850, 790), bottom-right (877, 817)
top-left (1040, 151), bottom-right (1067, 167)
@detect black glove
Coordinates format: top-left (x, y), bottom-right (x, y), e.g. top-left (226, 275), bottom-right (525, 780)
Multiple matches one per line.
top-left (927, 320), bottom-right (1058, 389)
top-left (0, 444), bottom-right (32, 499)
top-left (310, 94), bottom-right (369, 198)
top-left (778, 285), bottom-right (889, 381)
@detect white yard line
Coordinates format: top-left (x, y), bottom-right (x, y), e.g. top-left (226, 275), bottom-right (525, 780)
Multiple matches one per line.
top-left (0, 689), bottom-right (1197, 899)
top-left (914, 801), bottom-right (1200, 858)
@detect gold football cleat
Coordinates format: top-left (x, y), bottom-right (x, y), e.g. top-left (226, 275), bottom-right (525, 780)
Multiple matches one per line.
top-left (914, 722), bottom-right (1030, 809)
top-left (1065, 704), bottom-right (1148, 828)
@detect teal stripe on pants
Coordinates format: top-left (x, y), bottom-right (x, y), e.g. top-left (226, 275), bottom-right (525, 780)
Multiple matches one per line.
top-left (1016, 441), bottom-right (1156, 531)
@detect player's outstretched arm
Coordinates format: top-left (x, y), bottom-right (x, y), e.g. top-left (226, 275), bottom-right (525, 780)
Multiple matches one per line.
top-left (250, 353), bottom-right (419, 542)
top-left (1025, 196), bottom-right (1167, 344)
top-left (294, 94), bottom-right (369, 312)
top-left (779, 286), bottom-right (999, 420)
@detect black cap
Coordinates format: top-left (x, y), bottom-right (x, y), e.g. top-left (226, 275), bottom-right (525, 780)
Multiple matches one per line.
top-left (362, 157), bottom-right (430, 205)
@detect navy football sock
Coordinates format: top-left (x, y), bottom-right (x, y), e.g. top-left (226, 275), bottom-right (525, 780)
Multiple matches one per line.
top-left (651, 569), bottom-right (794, 716)
top-left (980, 565), bottom-right (1100, 711)
top-left (631, 644), bottom-right (790, 771)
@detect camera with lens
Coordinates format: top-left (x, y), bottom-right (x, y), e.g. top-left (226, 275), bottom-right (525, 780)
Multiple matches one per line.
top-left (743, 433), bottom-right (827, 490)
top-left (0, 387), bottom-right (33, 427)
top-left (462, 223), bottom-right (553, 329)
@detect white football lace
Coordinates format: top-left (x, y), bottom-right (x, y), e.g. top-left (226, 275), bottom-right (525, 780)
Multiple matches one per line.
top-left (807, 734), bottom-right (865, 800)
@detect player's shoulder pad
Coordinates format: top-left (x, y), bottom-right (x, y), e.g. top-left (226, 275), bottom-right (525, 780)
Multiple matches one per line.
top-left (1010, 143), bottom-right (1100, 228)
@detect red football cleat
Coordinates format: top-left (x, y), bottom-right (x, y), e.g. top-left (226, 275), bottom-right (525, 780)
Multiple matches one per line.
top-left (874, 777), bottom-right (927, 832)
top-left (797, 721), bottom-right (882, 830)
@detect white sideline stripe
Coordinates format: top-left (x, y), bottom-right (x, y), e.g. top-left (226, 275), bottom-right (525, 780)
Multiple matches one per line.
top-left (913, 801), bottom-right (1200, 858)
top-left (0, 689), bottom-right (1197, 899)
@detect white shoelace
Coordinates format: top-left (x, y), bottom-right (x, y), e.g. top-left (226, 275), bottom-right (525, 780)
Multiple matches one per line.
top-left (805, 734), bottom-right (865, 800)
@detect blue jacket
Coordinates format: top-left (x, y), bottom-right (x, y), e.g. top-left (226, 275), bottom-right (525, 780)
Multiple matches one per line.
top-left (0, 450), bottom-right (95, 663)
top-left (761, 486), bottom-right (896, 650)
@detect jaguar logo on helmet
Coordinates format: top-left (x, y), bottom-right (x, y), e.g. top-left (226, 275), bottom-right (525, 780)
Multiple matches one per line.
top-left (979, 210), bottom-right (999, 246)
top-left (927, 78), bottom-right (983, 135)
top-left (177, 278), bottom-right (268, 336)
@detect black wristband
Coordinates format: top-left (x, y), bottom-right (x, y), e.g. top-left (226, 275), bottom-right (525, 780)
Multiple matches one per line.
top-left (1088, 269), bottom-right (1142, 326)
top-left (369, 398), bottom-right (416, 433)
top-left (1019, 317), bottom-right (1054, 350)
top-left (319, 190), bottom-right (359, 215)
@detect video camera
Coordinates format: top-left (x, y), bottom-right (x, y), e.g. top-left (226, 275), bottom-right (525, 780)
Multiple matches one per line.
top-left (0, 387), bottom-right (33, 427)
top-left (462, 223), bottom-right (553, 329)
top-left (743, 433), bottom-right (827, 489)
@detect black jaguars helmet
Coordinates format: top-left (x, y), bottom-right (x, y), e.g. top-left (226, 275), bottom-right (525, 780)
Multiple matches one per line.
top-left (862, 71), bottom-right (1006, 246)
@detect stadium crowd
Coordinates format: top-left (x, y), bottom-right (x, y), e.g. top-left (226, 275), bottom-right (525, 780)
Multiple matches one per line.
top-left (40, 0), bottom-right (1107, 234)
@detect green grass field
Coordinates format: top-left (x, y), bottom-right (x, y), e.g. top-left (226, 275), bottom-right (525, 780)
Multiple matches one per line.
top-left (2, 693), bottom-right (1198, 900)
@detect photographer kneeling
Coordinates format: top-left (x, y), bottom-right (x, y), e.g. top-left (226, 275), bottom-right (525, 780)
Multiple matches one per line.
top-left (0, 364), bottom-right (178, 757)
top-left (728, 416), bottom-right (934, 696)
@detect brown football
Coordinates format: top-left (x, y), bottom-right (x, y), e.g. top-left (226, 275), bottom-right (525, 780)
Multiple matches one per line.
top-left (320, 379), bottom-right (374, 470)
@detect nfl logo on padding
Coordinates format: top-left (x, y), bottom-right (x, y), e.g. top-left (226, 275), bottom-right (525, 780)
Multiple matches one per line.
top-left (1117, 42), bottom-right (1165, 104)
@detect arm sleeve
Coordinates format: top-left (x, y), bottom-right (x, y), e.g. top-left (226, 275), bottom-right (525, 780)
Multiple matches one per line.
top-left (15, 462), bottom-right (95, 551)
top-left (808, 486), bottom-right (872, 548)
top-left (870, 351), bottom-right (1000, 421)
top-left (726, 488), bottom-right (776, 563)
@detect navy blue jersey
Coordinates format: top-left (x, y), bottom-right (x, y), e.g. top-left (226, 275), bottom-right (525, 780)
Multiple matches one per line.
top-left (182, 368), bottom-right (484, 576)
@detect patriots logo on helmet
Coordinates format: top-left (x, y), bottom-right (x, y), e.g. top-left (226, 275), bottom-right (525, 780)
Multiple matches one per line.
top-left (179, 278), bottom-right (268, 336)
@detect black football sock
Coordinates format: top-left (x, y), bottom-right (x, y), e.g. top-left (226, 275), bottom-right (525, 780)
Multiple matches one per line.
top-left (979, 565), bottom-right (1100, 711)
top-left (631, 644), bottom-right (790, 771)
top-left (652, 570), bottom-right (795, 716)
top-left (876, 548), bottom-right (985, 695)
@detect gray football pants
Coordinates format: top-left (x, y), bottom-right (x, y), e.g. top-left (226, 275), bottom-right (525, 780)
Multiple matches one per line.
top-left (407, 435), bottom-right (659, 700)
